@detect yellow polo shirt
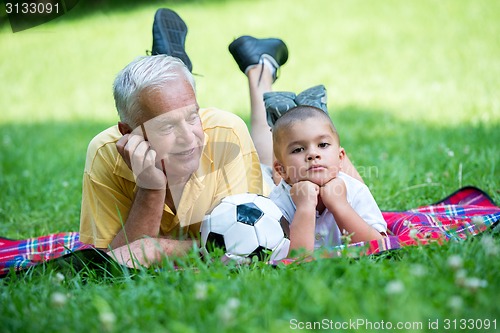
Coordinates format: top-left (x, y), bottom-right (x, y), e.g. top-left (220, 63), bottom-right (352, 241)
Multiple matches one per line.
top-left (79, 108), bottom-right (264, 248)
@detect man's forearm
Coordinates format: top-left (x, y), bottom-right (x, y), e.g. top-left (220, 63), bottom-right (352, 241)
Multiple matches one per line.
top-left (108, 237), bottom-right (197, 267)
top-left (110, 187), bottom-right (166, 249)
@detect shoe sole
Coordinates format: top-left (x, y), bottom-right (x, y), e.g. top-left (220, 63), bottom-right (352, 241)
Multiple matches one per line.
top-left (229, 35), bottom-right (288, 74)
top-left (152, 8), bottom-right (192, 71)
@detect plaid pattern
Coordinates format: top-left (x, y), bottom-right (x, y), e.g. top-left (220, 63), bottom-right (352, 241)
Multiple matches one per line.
top-left (0, 232), bottom-right (93, 276)
top-left (1, 187), bottom-right (499, 274)
top-left (277, 186), bottom-right (500, 265)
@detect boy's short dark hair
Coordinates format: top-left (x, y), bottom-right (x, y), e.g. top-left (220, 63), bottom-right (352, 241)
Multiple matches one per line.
top-left (272, 105), bottom-right (339, 160)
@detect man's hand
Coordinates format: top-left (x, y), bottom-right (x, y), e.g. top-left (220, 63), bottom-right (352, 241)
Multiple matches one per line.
top-left (116, 134), bottom-right (167, 190)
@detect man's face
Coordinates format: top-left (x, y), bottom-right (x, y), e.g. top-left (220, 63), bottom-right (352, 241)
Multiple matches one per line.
top-left (134, 78), bottom-right (204, 181)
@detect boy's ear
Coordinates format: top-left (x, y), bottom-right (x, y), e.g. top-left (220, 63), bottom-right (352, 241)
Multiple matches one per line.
top-left (118, 122), bottom-right (133, 135)
top-left (339, 146), bottom-right (346, 168)
top-left (273, 160), bottom-right (287, 178)
top-left (339, 146), bottom-right (346, 159)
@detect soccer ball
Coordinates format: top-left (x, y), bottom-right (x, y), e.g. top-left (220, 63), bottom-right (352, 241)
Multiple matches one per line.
top-left (200, 193), bottom-right (290, 263)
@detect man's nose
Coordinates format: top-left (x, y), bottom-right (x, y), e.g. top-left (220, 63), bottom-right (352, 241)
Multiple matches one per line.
top-left (175, 122), bottom-right (195, 144)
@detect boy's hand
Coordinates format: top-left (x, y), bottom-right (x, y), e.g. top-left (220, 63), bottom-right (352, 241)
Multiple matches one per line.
top-left (320, 177), bottom-right (348, 213)
top-left (116, 134), bottom-right (167, 190)
top-left (290, 180), bottom-right (320, 210)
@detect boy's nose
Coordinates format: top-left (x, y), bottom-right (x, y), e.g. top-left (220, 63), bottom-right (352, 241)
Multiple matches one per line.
top-left (307, 152), bottom-right (321, 161)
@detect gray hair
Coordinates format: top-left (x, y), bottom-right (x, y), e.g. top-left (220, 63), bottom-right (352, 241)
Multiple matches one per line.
top-left (113, 55), bottom-right (196, 127)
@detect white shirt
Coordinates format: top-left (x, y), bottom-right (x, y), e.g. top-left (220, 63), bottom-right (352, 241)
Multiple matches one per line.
top-left (269, 172), bottom-right (387, 249)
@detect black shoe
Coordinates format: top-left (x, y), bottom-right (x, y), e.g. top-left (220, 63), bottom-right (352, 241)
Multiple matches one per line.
top-left (229, 36), bottom-right (288, 81)
top-left (151, 8), bottom-right (192, 72)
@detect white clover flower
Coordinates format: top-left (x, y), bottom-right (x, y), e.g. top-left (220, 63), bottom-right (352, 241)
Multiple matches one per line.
top-left (385, 280), bottom-right (404, 295)
top-left (100, 311), bottom-right (116, 332)
top-left (471, 216), bottom-right (486, 228)
top-left (218, 297), bottom-right (240, 325)
top-left (54, 272), bottom-right (65, 283)
top-left (480, 236), bottom-right (499, 256)
top-left (340, 229), bottom-right (353, 244)
top-left (447, 150), bottom-right (455, 157)
top-left (194, 282), bottom-right (208, 300)
top-left (410, 264), bottom-right (427, 277)
top-left (403, 220), bottom-right (413, 227)
top-left (464, 277), bottom-right (487, 292)
top-left (409, 229), bottom-right (419, 239)
top-left (50, 292), bottom-right (67, 307)
top-left (447, 255), bottom-right (463, 270)
top-left (226, 297), bottom-right (240, 311)
top-left (454, 269), bottom-right (467, 286)
top-left (448, 295), bottom-right (463, 310)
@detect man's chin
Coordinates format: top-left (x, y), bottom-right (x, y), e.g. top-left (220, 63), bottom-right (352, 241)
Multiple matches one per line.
top-left (158, 155), bottom-right (201, 180)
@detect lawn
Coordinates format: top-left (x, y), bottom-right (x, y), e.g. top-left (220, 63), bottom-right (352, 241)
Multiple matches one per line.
top-left (1, 0), bottom-right (499, 332)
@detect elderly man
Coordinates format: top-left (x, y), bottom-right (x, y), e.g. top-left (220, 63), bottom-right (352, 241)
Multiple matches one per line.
top-left (79, 53), bottom-right (271, 265)
top-left (78, 24), bottom-right (289, 266)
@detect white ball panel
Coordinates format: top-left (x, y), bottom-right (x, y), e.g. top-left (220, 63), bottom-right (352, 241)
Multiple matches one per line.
top-left (209, 202), bottom-right (236, 234)
top-left (223, 223), bottom-right (259, 256)
top-left (253, 195), bottom-right (283, 221)
top-left (269, 238), bottom-right (290, 261)
top-left (223, 193), bottom-right (258, 206)
top-left (254, 215), bottom-right (285, 249)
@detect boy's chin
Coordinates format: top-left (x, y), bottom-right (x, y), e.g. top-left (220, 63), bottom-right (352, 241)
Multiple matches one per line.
top-left (303, 175), bottom-right (335, 187)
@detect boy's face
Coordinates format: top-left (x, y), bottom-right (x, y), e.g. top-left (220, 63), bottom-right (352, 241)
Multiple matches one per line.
top-left (274, 117), bottom-right (345, 186)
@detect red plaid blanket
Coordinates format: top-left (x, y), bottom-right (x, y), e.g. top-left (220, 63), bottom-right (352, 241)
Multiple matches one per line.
top-left (1, 187), bottom-right (499, 275)
top-left (277, 186), bottom-right (500, 264)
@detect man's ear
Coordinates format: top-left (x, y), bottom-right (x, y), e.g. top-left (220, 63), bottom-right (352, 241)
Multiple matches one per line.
top-left (118, 122), bottom-right (132, 135)
top-left (273, 160), bottom-right (287, 179)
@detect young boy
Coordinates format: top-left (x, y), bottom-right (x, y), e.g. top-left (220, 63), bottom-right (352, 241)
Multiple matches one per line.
top-left (268, 105), bottom-right (387, 253)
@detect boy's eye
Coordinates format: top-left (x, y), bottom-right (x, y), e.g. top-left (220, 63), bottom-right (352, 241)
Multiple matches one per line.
top-left (291, 147), bottom-right (304, 154)
top-left (319, 142), bottom-right (330, 148)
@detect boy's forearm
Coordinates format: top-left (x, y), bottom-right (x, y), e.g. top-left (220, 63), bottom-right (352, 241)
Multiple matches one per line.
top-left (289, 207), bottom-right (316, 253)
top-left (331, 203), bottom-right (384, 243)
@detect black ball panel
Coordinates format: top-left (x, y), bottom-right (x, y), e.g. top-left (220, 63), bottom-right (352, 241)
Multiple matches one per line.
top-left (236, 202), bottom-right (263, 225)
top-left (205, 232), bottom-right (226, 252)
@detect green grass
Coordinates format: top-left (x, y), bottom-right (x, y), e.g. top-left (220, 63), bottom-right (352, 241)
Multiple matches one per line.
top-left (1, 0), bottom-right (499, 332)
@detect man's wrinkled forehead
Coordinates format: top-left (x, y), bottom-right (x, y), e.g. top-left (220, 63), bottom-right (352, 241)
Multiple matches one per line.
top-left (132, 104), bottom-right (199, 134)
top-left (138, 78), bottom-right (197, 117)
